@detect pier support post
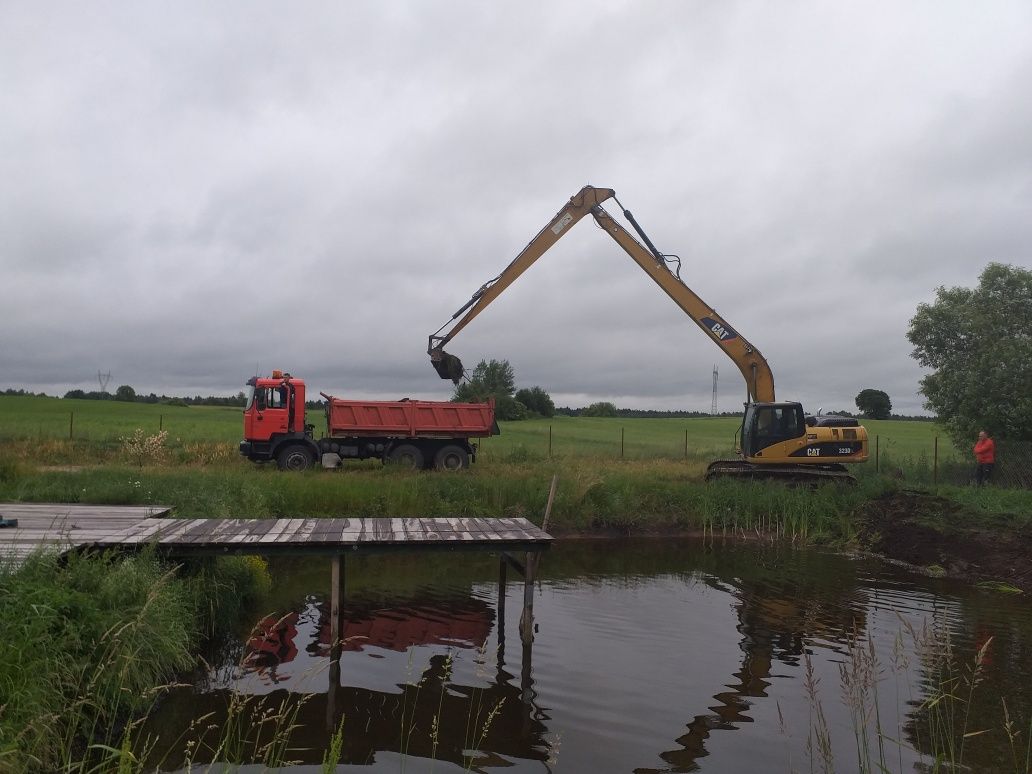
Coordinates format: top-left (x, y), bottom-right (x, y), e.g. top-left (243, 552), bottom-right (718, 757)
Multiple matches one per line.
top-left (327, 553), bottom-right (346, 730)
top-left (519, 550), bottom-right (535, 645)
top-left (330, 553), bottom-right (346, 658)
top-left (521, 638), bottom-right (534, 710)
top-left (517, 475), bottom-right (555, 646)
top-left (497, 556), bottom-right (507, 637)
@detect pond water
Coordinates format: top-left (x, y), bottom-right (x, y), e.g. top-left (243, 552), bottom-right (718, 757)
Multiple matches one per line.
top-left (146, 539), bottom-right (1032, 773)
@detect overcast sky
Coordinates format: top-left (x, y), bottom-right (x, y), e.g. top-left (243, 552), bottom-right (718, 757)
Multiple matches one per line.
top-left (2, 1), bottom-right (1030, 414)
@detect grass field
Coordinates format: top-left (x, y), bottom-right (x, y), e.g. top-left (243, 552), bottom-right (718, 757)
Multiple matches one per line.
top-left (0, 394), bottom-right (962, 464)
top-left (0, 395), bottom-right (240, 443)
top-left (0, 394), bottom-right (995, 536)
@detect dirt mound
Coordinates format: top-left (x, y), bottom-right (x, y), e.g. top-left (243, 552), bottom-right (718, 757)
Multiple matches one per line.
top-left (856, 490), bottom-right (1032, 592)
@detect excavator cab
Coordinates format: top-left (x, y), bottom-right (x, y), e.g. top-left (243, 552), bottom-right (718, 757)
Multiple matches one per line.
top-left (740, 402), bottom-right (806, 458)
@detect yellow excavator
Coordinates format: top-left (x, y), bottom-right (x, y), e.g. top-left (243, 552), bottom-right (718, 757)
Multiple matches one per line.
top-left (428, 186), bottom-right (868, 483)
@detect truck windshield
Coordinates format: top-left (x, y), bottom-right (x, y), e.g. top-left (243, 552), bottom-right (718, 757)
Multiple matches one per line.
top-left (244, 384), bottom-right (255, 411)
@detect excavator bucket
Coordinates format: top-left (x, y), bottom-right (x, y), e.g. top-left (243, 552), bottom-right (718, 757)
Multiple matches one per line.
top-left (430, 350), bottom-right (465, 384)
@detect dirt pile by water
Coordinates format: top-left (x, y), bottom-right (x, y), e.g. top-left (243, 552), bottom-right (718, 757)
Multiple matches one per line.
top-left (856, 490), bottom-right (1032, 592)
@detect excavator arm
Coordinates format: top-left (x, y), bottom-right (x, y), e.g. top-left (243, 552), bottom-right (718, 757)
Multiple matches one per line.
top-left (428, 185), bottom-right (775, 404)
top-left (428, 186), bottom-right (616, 382)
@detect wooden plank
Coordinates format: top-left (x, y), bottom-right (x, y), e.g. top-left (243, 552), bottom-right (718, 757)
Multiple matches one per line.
top-left (493, 518), bottom-right (525, 541)
top-left (206, 521), bottom-right (245, 544)
top-left (311, 519), bottom-right (346, 541)
top-left (257, 519), bottom-right (294, 544)
top-left (400, 518), bottom-right (427, 542)
top-left (276, 519), bottom-right (310, 544)
top-left (471, 518), bottom-right (503, 541)
top-left (291, 519), bottom-right (319, 545)
top-left (158, 519), bottom-right (206, 544)
top-left (337, 517), bottom-right (361, 533)
top-left (120, 519), bottom-right (174, 545)
top-left (0, 504), bottom-right (171, 518)
top-left (371, 520), bottom-right (394, 542)
top-left (337, 520), bottom-right (362, 543)
top-left (239, 518), bottom-right (276, 545)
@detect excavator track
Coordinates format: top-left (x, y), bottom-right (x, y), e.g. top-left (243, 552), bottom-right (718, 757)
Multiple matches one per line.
top-left (705, 459), bottom-right (857, 485)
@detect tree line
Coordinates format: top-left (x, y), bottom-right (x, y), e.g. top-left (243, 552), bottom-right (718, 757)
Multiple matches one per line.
top-left (60, 386), bottom-right (249, 407)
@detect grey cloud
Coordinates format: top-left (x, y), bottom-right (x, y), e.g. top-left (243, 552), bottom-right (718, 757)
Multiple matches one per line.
top-left (2, 2), bottom-right (1030, 417)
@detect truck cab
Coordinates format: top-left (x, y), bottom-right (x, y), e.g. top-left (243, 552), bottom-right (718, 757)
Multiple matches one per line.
top-left (240, 371), bottom-right (319, 470)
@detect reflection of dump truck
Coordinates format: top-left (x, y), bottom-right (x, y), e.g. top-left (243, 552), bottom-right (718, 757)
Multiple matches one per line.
top-left (239, 371), bottom-right (497, 471)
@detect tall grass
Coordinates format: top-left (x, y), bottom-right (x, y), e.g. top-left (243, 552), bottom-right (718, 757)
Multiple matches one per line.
top-left (0, 549), bottom-right (269, 772)
top-left (0, 456), bottom-right (901, 540)
top-left (794, 622), bottom-right (1032, 773)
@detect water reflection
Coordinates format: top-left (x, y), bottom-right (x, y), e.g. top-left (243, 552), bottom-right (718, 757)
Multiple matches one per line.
top-left (634, 549), bottom-right (870, 772)
top-left (144, 541), bottom-right (1032, 773)
top-left (242, 596), bottom-right (495, 686)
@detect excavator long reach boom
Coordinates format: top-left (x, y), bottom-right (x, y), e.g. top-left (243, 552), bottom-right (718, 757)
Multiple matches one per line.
top-left (428, 186), bottom-right (775, 404)
top-left (428, 185), bottom-right (868, 483)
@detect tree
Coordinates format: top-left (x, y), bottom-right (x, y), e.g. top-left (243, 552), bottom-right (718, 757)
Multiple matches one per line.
top-left (907, 262), bottom-right (1032, 446)
top-left (114, 384), bottom-right (136, 402)
top-left (453, 359), bottom-right (515, 402)
top-left (515, 386), bottom-right (555, 418)
top-left (855, 389), bottom-right (892, 419)
top-left (453, 359), bottom-right (528, 420)
top-left (494, 395), bottom-right (529, 421)
top-left (581, 401), bottom-right (618, 417)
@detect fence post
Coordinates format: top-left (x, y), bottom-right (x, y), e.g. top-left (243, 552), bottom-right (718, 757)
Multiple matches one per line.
top-left (934, 436), bottom-right (938, 485)
top-left (621, 427), bottom-right (625, 459)
top-left (548, 425), bottom-right (552, 458)
top-left (69, 411), bottom-right (74, 440)
top-left (876, 435), bottom-right (880, 473)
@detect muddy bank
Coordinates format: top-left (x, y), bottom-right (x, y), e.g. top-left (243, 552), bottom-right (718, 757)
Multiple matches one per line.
top-left (856, 489), bottom-right (1032, 593)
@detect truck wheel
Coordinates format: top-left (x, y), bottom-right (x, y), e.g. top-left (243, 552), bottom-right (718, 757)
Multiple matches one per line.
top-left (388, 444), bottom-right (425, 469)
top-left (434, 445), bottom-right (469, 471)
top-left (277, 444), bottom-right (314, 471)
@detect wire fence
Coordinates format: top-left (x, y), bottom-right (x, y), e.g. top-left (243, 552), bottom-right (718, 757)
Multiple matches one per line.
top-left (481, 425), bottom-right (1032, 490)
top-left (6, 412), bottom-right (1031, 489)
top-left (875, 437), bottom-right (1032, 489)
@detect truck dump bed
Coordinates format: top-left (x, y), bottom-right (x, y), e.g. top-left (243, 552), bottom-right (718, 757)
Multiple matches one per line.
top-left (322, 394), bottom-right (496, 438)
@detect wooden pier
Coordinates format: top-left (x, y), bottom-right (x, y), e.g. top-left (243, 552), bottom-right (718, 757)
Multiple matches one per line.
top-left (0, 504), bottom-right (550, 561)
top-left (0, 502), bottom-right (553, 662)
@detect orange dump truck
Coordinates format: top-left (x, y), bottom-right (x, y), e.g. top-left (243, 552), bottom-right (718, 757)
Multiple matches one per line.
top-left (239, 370), bottom-right (497, 471)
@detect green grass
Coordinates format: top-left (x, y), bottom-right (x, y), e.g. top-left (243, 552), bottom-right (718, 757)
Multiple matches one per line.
top-left (0, 457), bottom-right (902, 540)
top-left (0, 394), bottom-right (961, 464)
top-left (0, 394), bottom-right (241, 444)
top-left (1, 393), bottom-right (1020, 542)
top-left (0, 550), bottom-right (270, 772)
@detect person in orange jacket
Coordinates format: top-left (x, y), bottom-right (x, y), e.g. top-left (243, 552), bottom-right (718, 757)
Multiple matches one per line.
top-left (973, 430), bottom-right (995, 485)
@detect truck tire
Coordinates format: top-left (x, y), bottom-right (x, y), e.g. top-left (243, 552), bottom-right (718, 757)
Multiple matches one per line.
top-left (434, 445), bottom-right (469, 471)
top-left (277, 444), bottom-right (314, 471)
top-left (388, 444), bottom-right (425, 469)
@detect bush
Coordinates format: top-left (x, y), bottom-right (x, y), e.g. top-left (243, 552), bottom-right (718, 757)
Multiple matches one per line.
top-left (515, 387), bottom-right (555, 418)
top-left (119, 428), bottom-right (169, 466)
top-left (494, 395), bottom-right (529, 421)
